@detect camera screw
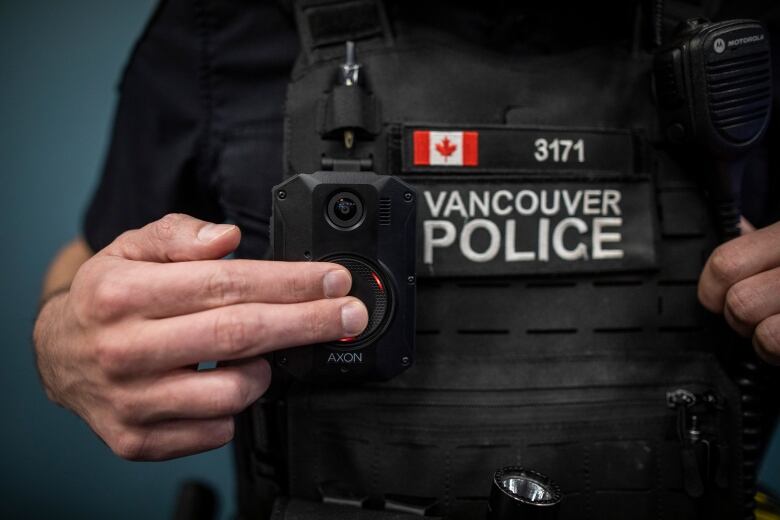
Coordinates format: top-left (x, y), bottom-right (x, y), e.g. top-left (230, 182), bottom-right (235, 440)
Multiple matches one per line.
top-left (277, 190), bottom-right (287, 200)
top-left (403, 192), bottom-right (414, 202)
top-left (401, 356), bottom-right (410, 366)
top-left (407, 275), bottom-right (415, 284)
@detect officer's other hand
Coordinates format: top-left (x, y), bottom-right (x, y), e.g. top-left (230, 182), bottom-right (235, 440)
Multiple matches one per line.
top-left (698, 218), bottom-right (780, 365)
top-left (33, 213), bottom-right (368, 460)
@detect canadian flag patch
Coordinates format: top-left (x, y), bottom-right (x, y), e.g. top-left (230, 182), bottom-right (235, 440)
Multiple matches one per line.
top-left (413, 130), bottom-right (479, 167)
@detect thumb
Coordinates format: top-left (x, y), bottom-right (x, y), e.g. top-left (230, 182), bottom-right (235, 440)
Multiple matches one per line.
top-left (740, 216), bottom-right (756, 234)
top-left (102, 213), bottom-right (241, 262)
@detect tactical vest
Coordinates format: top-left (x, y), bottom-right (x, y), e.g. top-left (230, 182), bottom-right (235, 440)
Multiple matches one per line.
top-left (234, 2), bottom-right (767, 518)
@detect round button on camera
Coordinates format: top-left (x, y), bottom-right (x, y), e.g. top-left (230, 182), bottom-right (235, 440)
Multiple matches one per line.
top-left (322, 256), bottom-right (392, 347)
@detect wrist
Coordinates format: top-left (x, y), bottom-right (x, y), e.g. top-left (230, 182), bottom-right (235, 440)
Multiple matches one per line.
top-left (33, 290), bottom-right (70, 404)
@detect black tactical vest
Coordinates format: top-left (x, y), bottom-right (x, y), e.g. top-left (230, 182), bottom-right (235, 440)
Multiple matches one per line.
top-left (234, 2), bottom-right (770, 519)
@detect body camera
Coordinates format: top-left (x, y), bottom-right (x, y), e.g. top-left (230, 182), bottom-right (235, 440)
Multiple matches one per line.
top-left (271, 170), bottom-right (417, 382)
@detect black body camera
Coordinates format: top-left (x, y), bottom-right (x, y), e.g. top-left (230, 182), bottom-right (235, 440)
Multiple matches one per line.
top-left (271, 170), bottom-right (417, 382)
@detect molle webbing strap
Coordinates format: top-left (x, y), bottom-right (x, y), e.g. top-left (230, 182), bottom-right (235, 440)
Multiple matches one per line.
top-left (293, 0), bottom-right (392, 64)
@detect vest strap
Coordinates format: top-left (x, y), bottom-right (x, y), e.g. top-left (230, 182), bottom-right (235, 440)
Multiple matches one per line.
top-left (294, 0), bottom-right (393, 64)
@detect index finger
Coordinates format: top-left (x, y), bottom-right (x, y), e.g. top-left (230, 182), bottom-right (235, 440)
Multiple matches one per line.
top-left (698, 221), bottom-right (780, 313)
top-left (118, 259), bottom-right (353, 318)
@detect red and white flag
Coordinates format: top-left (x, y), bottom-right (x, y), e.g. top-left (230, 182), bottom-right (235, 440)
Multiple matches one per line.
top-left (413, 130), bottom-right (479, 167)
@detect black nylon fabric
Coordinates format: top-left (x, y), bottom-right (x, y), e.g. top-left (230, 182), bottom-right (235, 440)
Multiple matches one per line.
top-left (300, 0), bottom-right (387, 49)
top-left (271, 498), bottom-right (439, 520)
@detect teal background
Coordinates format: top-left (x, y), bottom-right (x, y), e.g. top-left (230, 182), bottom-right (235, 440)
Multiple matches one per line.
top-left (0, 1), bottom-right (234, 519)
top-left (0, 1), bottom-right (777, 518)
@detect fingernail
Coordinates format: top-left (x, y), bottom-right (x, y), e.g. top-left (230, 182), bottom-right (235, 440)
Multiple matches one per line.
top-left (323, 270), bottom-right (351, 298)
top-left (341, 301), bottom-right (367, 337)
top-left (197, 224), bottom-right (235, 243)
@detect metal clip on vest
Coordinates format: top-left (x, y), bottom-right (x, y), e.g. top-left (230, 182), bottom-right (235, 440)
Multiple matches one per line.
top-left (320, 41), bottom-right (381, 167)
top-left (667, 388), bottom-right (729, 498)
top-left (341, 41), bottom-right (360, 149)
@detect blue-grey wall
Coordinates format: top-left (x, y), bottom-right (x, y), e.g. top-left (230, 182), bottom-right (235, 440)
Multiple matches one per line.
top-left (0, 1), bottom-right (778, 519)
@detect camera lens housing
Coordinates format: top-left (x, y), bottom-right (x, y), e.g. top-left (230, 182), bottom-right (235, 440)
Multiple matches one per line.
top-left (327, 191), bottom-right (364, 229)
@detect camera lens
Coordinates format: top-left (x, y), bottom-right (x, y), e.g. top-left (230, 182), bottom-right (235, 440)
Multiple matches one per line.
top-left (334, 197), bottom-right (357, 221)
top-left (327, 191), bottom-right (364, 229)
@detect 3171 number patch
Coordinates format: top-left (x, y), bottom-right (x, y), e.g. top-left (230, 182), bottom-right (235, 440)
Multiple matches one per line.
top-left (534, 138), bottom-right (585, 163)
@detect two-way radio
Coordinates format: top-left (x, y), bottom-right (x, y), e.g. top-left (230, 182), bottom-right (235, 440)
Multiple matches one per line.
top-left (653, 18), bottom-right (772, 238)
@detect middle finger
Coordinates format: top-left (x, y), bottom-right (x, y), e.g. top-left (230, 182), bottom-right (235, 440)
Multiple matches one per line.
top-left (115, 297), bottom-right (368, 374)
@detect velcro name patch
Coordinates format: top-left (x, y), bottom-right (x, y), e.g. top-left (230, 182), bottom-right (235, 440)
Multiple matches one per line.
top-left (413, 180), bottom-right (656, 276)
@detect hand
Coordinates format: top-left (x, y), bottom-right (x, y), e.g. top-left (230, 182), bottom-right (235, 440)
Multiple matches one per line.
top-left (698, 219), bottom-right (780, 365)
top-left (33, 214), bottom-right (368, 460)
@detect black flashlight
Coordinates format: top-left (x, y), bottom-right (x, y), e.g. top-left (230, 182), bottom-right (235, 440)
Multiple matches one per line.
top-left (487, 467), bottom-right (562, 520)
